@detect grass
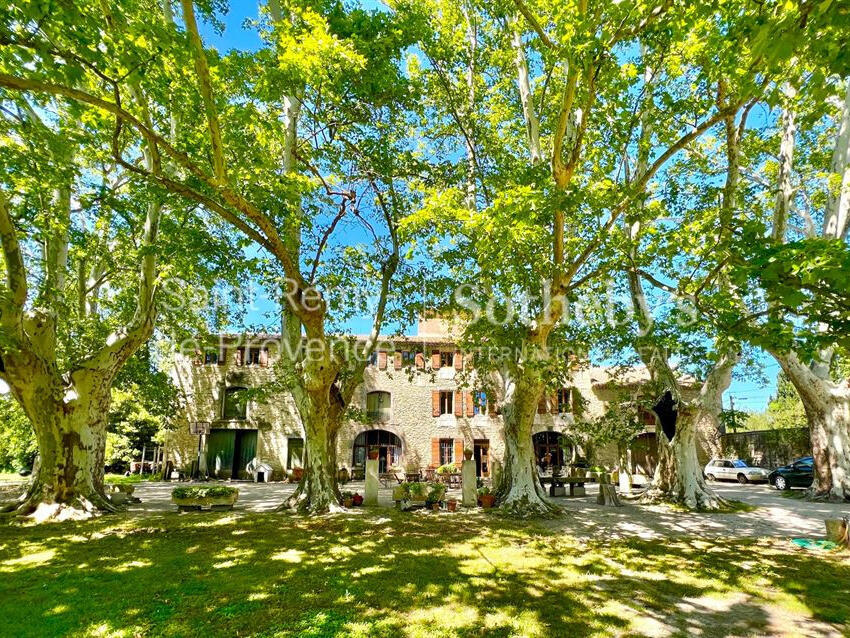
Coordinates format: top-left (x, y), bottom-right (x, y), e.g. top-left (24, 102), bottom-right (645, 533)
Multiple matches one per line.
top-left (0, 509), bottom-right (847, 638)
top-left (0, 471), bottom-right (27, 483)
top-left (105, 473), bottom-right (160, 485)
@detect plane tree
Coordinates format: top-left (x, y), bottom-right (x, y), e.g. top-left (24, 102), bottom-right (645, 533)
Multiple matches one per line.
top-left (0, 0), bottom-right (425, 514)
top-left (397, 0), bottom-right (772, 514)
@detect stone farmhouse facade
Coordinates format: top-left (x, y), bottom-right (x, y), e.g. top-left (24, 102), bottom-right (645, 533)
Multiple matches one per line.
top-left (164, 317), bottom-right (669, 482)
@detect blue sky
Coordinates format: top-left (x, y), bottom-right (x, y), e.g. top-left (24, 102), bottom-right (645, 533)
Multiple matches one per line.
top-left (197, 3), bottom-right (780, 412)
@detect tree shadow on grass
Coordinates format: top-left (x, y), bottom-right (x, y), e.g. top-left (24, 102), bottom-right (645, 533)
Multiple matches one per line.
top-left (0, 510), bottom-right (847, 637)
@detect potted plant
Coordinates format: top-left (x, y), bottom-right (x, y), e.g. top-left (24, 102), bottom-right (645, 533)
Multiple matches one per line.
top-left (477, 486), bottom-right (495, 508)
top-left (392, 482), bottom-right (409, 501)
top-left (337, 467), bottom-right (350, 484)
top-left (352, 492), bottom-right (363, 506)
top-left (447, 498), bottom-right (458, 512)
top-left (341, 491), bottom-right (354, 507)
top-left (463, 448), bottom-right (473, 461)
top-left (289, 467), bottom-right (303, 483)
top-left (426, 483), bottom-right (446, 511)
top-left (368, 446), bottom-right (380, 460)
top-left (171, 486), bottom-right (239, 511)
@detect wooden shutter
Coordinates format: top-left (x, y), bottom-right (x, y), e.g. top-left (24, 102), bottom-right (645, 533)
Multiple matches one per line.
top-left (537, 396), bottom-right (547, 414)
top-left (454, 391), bottom-right (463, 416)
top-left (453, 439), bottom-right (464, 467)
top-left (432, 391), bottom-right (441, 417)
top-left (235, 347), bottom-right (244, 366)
top-left (431, 438), bottom-right (440, 467)
top-left (453, 351), bottom-right (463, 370)
top-left (466, 392), bottom-right (475, 417)
top-left (550, 393), bottom-right (558, 414)
top-left (415, 352), bottom-right (425, 369)
top-left (259, 348), bottom-right (269, 367)
top-left (487, 395), bottom-right (496, 416)
top-left (431, 352), bottom-right (441, 369)
top-left (394, 352), bottom-right (402, 370)
top-left (378, 351), bottom-right (387, 370)
top-left (218, 347), bottom-right (227, 366)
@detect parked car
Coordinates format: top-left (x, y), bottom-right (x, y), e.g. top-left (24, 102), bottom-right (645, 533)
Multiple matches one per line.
top-left (704, 459), bottom-right (770, 484)
top-left (768, 456), bottom-right (814, 490)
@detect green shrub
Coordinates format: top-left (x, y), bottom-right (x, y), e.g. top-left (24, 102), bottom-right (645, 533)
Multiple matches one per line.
top-left (436, 463), bottom-right (457, 475)
top-left (171, 486), bottom-right (238, 500)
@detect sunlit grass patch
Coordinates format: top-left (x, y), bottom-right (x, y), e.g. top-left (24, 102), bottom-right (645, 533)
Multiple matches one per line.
top-left (0, 509), bottom-right (846, 637)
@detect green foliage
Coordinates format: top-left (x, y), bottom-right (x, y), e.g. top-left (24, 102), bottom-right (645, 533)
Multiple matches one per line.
top-left (0, 395), bottom-right (36, 472)
top-left (171, 485), bottom-right (238, 500)
top-left (435, 463), bottom-right (457, 475)
top-left (743, 373), bottom-right (807, 432)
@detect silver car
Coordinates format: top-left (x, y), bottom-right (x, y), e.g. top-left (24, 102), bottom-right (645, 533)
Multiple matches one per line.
top-left (704, 459), bottom-right (769, 484)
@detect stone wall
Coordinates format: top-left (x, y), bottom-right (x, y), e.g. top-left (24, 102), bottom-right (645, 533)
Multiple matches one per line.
top-left (163, 335), bottom-right (662, 478)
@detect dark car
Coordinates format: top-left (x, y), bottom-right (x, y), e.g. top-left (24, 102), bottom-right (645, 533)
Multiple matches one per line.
top-left (768, 456), bottom-right (814, 490)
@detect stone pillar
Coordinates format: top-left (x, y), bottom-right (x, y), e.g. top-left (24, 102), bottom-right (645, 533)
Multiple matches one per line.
top-left (365, 459), bottom-right (379, 506)
top-left (462, 459), bottom-right (477, 507)
top-left (490, 458), bottom-right (502, 489)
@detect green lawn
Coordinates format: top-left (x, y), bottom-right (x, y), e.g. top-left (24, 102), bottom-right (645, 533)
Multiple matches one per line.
top-left (0, 510), bottom-right (847, 637)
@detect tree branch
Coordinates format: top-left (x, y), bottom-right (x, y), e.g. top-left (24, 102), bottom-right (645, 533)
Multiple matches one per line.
top-left (180, 0), bottom-right (227, 183)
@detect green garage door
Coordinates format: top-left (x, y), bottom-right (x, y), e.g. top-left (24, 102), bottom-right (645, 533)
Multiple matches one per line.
top-left (233, 430), bottom-right (258, 480)
top-left (206, 429), bottom-right (258, 479)
top-left (207, 429), bottom-right (235, 479)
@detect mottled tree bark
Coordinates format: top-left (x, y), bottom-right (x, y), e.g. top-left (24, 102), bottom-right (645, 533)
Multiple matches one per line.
top-left (496, 373), bottom-right (557, 516)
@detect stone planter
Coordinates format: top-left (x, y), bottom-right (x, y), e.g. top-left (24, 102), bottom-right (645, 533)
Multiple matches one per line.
top-left (171, 487), bottom-right (239, 512)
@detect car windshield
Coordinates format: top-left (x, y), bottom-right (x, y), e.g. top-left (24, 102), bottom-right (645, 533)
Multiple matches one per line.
top-left (732, 460), bottom-right (747, 468)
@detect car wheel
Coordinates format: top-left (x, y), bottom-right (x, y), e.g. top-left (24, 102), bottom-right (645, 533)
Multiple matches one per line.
top-left (737, 473), bottom-right (748, 484)
top-left (706, 474), bottom-right (716, 482)
top-left (774, 476), bottom-right (788, 490)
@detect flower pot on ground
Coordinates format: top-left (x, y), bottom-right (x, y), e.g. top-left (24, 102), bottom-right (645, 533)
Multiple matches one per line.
top-left (477, 486), bottom-right (495, 508)
top-left (171, 486), bottom-right (239, 511)
top-left (447, 499), bottom-right (457, 512)
top-left (289, 467), bottom-right (303, 483)
top-left (352, 493), bottom-right (363, 506)
top-left (341, 491), bottom-right (355, 508)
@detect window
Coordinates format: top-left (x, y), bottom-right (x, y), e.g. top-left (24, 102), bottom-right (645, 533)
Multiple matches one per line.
top-left (439, 438), bottom-right (454, 466)
top-left (473, 391), bottom-right (488, 416)
top-left (246, 348), bottom-right (261, 365)
top-left (223, 386), bottom-right (248, 420)
top-left (440, 351), bottom-right (453, 368)
top-left (439, 391), bottom-right (453, 415)
top-left (366, 391), bottom-right (391, 423)
top-left (401, 351), bottom-right (414, 364)
top-left (732, 460), bottom-right (747, 468)
top-left (204, 351), bottom-right (219, 365)
top-left (287, 437), bottom-right (304, 469)
top-left (557, 388), bottom-right (571, 413)
top-left (368, 352), bottom-right (378, 367)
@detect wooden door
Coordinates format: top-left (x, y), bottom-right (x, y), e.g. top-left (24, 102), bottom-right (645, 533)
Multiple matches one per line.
top-left (207, 429), bottom-right (236, 479)
top-left (233, 430), bottom-right (258, 479)
top-left (474, 440), bottom-right (490, 477)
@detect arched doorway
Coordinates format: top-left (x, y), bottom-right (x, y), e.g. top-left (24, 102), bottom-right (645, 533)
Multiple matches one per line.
top-left (353, 429), bottom-right (402, 473)
top-left (533, 431), bottom-right (568, 469)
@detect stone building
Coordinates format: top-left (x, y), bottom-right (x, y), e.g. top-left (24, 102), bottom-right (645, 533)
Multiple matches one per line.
top-left (164, 317), bottom-right (675, 482)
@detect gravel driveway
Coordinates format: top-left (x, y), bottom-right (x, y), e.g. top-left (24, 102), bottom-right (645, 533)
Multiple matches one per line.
top-left (126, 479), bottom-right (850, 541)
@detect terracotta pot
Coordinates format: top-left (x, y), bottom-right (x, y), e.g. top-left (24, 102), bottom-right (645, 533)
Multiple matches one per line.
top-left (290, 468), bottom-right (303, 483)
top-left (447, 500), bottom-right (457, 512)
top-left (479, 494), bottom-right (495, 509)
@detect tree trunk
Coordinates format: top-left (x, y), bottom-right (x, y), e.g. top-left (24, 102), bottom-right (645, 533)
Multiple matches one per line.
top-left (4, 369), bottom-right (115, 521)
top-left (284, 391), bottom-right (341, 514)
top-left (496, 374), bottom-right (558, 516)
top-left (644, 410), bottom-right (726, 510)
top-left (775, 353), bottom-right (850, 501)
